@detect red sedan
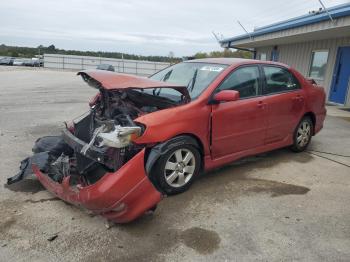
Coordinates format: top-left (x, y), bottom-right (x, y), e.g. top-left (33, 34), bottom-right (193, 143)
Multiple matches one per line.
top-left (8, 58), bottom-right (326, 223)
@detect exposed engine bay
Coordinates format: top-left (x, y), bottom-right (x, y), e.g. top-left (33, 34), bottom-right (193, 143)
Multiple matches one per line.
top-left (8, 87), bottom-right (182, 187)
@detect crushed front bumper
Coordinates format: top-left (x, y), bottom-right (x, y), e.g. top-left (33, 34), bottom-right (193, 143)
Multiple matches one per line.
top-left (33, 148), bottom-right (163, 223)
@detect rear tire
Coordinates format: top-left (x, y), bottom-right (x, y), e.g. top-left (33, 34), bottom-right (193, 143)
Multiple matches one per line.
top-left (290, 116), bottom-right (313, 152)
top-left (152, 144), bottom-right (201, 195)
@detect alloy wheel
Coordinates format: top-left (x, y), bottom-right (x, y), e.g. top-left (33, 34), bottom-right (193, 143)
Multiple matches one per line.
top-left (164, 148), bottom-right (196, 188)
top-left (297, 121), bottom-right (311, 147)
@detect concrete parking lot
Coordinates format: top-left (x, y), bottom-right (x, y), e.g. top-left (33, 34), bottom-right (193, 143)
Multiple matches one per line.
top-left (1, 67), bottom-right (350, 262)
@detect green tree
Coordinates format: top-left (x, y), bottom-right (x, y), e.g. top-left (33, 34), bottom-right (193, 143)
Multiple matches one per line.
top-left (194, 52), bottom-right (208, 59)
top-left (194, 49), bottom-right (252, 59)
top-left (47, 44), bottom-right (56, 52)
top-left (10, 51), bottom-right (19, 57)
top-left (0, 44), bottom-right (182, 62)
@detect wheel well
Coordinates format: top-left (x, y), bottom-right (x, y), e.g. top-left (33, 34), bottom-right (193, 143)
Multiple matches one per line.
top-left (175, 133), bottom-right (205, 173)
top-left (144, 133), bottom-right (205, 170)
top-left (303, 112), bottom-right (316, 134)
top-left (176, 133), bottom-right (204, 155)
top-left (144, 133), bottom-right (205, 194)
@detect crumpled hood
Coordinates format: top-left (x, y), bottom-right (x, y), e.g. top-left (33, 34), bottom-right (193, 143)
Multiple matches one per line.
top-left (78, 70), bottom-right (190, 100)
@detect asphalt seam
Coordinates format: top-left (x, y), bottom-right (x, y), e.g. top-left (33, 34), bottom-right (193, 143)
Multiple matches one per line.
top-left (307, 152), bottom-right (350, 168)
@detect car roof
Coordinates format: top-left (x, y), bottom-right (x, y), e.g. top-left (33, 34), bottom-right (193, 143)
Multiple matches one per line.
top-left (185, 57), bottom-right (290, 68)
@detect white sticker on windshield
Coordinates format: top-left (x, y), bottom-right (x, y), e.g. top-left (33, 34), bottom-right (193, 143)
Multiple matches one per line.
top-left (200, 66), bottom-right (224, 72)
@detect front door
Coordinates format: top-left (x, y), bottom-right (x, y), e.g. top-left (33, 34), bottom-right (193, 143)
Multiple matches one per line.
top-left (211, 65), bottom-right (267, 159)
top-left (329, 46), bottom-right (350, 104)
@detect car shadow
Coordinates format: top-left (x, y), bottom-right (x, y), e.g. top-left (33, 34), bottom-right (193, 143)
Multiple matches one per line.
top-left (124, 148), bottom-right (313, 226)
top-left (107, 148), bottom-right (313, 261)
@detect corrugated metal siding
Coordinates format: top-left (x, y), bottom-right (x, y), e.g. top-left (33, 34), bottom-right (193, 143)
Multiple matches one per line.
top-left (253, 16), bottom-right (350, 43)
top-left (231, 16), bottom-right (350, 47)
top-left (256, 36), bottom-right (350, 106)
top-left (257, 47), bottom-right (272, 60)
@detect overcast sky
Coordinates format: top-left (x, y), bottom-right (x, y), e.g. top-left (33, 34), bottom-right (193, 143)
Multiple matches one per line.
top-left (0, 0), bottom-right (349, 56)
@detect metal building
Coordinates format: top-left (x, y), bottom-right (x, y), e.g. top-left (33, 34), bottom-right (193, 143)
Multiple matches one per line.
top-left (220, 3), bottom-right (350, 106)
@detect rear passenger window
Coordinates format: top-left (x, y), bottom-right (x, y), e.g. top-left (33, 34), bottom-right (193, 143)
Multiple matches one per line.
top-left (263, 66), bottom-right (300, 94)
top-left (216, 66), bottom-right (260, 99)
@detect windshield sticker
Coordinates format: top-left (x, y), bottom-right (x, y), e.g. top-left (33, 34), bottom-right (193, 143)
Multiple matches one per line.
top-left (200, 66), bottom-right (224, 72)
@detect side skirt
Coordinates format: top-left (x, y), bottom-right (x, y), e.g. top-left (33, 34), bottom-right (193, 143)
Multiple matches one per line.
top-left (204, 135), bottom-right (293, 171)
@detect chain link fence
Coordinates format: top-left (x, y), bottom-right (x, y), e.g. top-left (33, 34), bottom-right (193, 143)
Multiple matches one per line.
top-left (43, 54), bottom-right (170, 76)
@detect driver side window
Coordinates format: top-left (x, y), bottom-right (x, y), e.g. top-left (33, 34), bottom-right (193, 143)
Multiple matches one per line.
top-left (216, 66), bottom-right (260, 99)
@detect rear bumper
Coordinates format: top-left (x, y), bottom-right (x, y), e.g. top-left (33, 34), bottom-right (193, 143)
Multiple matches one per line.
top-left (315, 109), bottom-right (327, 134)
top-left (33, 148), bottom-right (163, 223)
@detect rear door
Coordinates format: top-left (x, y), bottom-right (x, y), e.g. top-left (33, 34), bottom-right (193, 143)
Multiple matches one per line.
top-left (211, 65), bottom-right (268, 158)
top-left (261, 65), bottom-right (305, 144)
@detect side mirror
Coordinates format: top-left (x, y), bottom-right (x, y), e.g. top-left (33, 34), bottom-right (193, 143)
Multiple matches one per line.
top-left (213, 90), bottom-right (240, 103)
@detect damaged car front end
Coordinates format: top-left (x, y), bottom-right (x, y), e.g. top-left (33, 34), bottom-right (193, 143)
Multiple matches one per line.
top-left (8, 70), bottom-right (190, 223)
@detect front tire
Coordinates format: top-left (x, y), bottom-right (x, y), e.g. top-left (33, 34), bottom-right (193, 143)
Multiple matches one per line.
top-left (152, 144), bottom-right (201, 195)
top-left (291, 116), bottom-right (313, 152)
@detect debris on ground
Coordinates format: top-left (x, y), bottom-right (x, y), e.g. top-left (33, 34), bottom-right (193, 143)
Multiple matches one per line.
top-left (47, 234), bottom-right (58, 242)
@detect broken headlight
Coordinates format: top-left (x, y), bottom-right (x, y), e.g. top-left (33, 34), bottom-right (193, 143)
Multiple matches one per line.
top-left (96, 125), bottom-right (142, 148)
top-left (80, 123), bottom-right (144, 156)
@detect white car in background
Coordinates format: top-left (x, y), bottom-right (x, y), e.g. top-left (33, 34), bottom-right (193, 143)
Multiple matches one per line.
top-left (13, 58), bottom-right (25, 66)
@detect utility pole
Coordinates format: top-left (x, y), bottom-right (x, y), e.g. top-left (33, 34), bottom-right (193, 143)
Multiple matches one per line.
top-left (122, 53), bottom-right (124, 73)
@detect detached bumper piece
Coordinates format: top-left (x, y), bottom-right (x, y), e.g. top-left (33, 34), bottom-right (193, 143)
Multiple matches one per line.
top-left (34, 148), bottom-right (162, 223)
top-left (7, 152), bottom-right (50, 185)
top-left (7, 136), bottom-right (71, 185)
top-left (8, 133), bottom-right (162, 223)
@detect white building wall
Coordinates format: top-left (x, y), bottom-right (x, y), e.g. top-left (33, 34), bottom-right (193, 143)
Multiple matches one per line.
top-left (256, 36), bottom-right (350, 106)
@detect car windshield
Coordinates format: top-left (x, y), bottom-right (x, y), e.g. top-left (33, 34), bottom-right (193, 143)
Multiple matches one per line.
top-left (148, 62), bottom-right (227, 101)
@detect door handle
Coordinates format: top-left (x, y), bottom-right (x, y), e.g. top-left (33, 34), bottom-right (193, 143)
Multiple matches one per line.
top-left (257, 101), bottom-right (267, 109)
top-left (292, 95), bottom-right (304, 102)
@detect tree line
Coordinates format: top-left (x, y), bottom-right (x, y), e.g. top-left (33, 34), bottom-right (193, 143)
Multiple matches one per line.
top-left (0, 44), bottom-right (181, 63)
top-left (0, 44), bottom-right (252, 62)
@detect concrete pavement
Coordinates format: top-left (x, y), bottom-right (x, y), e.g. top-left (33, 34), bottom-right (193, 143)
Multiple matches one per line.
top-left (0, 67), bottom-right (349, 262)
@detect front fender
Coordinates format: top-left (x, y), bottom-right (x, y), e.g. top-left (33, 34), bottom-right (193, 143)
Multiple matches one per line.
top-left (145, 135), bottom-right (201, 174)
top-left (133, 102), bottom-right (211, 155)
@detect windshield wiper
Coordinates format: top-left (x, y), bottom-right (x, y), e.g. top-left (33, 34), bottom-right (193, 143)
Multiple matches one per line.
top-left (162, 70), bottom-right (173, 82)
top-left (187, 69), bottom-right (198, 93)
top-left (153, 69), bottom-right (173, 96)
